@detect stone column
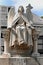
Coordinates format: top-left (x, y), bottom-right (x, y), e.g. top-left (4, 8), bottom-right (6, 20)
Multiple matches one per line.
top-left (32, 29), bottom-right (40, 57)
top-left (3, 30), bottom-right (10, 57)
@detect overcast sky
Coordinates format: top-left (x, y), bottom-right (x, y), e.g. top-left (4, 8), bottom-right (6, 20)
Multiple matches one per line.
top-left (0, 0), bottom-right (43, 16)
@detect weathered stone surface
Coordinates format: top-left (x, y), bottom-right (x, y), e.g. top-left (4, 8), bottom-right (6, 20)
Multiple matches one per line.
top-left (0, 4), bottom-right (40, 65)
top-left (0, 58), bottom-right (9, 65)
top-left (0, 57), bottom-right (39, 65)
top-left (9, 57), bottom-right (39, 65)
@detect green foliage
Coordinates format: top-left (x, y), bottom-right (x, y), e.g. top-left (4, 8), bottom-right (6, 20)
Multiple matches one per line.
top-left (41, 16), bottom-right (43, 18)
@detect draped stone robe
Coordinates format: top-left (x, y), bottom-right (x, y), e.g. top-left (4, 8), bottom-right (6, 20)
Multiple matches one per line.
top-left (10, 23), bottom-right (33, 46)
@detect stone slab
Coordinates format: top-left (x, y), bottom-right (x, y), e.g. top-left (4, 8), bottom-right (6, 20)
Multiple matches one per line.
top-left (0, 57), bottom-right (39, 65)
top-left (0, 58), bottom-right (9, 65)
top-left (9, 57), bottom-right (39, 65)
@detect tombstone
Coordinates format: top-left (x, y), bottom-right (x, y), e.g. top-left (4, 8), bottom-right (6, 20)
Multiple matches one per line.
top-left (0, 4), bottom-right (40, 65)
top-left (2, 4), bottom-right (40, 57)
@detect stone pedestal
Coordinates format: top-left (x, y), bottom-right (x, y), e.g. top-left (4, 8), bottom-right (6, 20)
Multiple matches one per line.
top-left (9, 57), bottom-right (39, 65)
top-left (0, 57), bottom-right (39, 65)
top-left (0, 58), bottom-right (9, 65)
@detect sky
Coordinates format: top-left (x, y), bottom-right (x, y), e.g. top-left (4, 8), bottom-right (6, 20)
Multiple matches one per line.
top-left (0, 0), bottom-right (43, 16)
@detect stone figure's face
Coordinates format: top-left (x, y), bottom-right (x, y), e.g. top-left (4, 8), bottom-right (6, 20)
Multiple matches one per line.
top-left (18, 6), bottom-right (24, 14)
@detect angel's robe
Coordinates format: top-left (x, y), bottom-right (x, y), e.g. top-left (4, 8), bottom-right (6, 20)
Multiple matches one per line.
top-left (10, 24), bottom-right (33, 46)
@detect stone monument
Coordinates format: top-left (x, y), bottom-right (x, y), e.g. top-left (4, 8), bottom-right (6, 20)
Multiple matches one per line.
top-left (0, 4), bottom-right (40, 65)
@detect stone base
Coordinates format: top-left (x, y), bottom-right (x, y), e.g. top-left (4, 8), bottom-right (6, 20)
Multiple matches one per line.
top-left (0, 57), bottom-right (39, 65)
top-left (32, 52), bottom-right (40, 57)
top-left (0, 58), bottom-right (9, 65)
top-left (2, 53), bottom-right (11, 58)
